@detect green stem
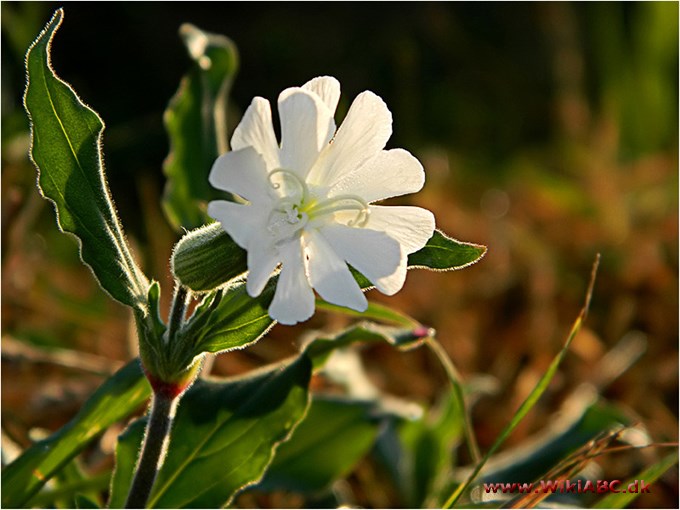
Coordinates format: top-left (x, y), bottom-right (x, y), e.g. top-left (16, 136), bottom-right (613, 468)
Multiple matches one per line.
top-left (426, 337), bottom-right (481, 465)
top-left (124, 392), bottom-right (178, 508)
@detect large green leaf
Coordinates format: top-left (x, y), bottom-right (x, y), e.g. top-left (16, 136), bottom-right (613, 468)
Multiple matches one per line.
top-left (23, 9), bottom-right (149, 310)
top-left (1, 360), bottom-right (149, 508)
top-left (108, 419), bottom-right (147, 509)
top-left (251, 323), bottom-right (430, 496)
top-left (109, 355), bottom-right (312, 508)
top-left (393, 392), bottom-right (465, 508)
top-left (255, 397), bottom-right (382, 493)
top-left (162, 24), bottom-right (238, 231)
top-left (173, 223), bottom-right (486, 294)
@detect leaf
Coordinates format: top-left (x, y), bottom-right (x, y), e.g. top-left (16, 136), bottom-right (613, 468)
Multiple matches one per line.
top-left (314, 293), bottom-right (478, 491)
top-left (177, 261), bottom-right (431, 357)
top-left (110, 355), bottom-right (312, 508)
top-left (252, 323), bottom-right (430, 496)
top-left (108, 419), bottom-right (148, 509)
top-left (173, 224), bottom-right (485, 294)
top-left (181, 264), bottom-right (430, 356)
top-left (29, 468), bottom-right (109, 508)
top-left (394, 391), bottom-right (465, 508)
top-left (315, 299), bottom-right (419, 329)
top-left (162, 24), bottom-right (239, 231)
top-left (23, 9), bottom-right (149, 310)
top-left (189, 279), bottom-right (277, 354)
top-left (75, 495), bottom-right (101, 509)
top-left (593, 450), bottom-right (679, 509)
top-left (408, 230), bottom-right (487, 271)
top-left (256, 397), bottom-right (382, 493)
top-left (304, 322), bottom-right (428, 370)
top-left (1, 360), bottom-right (150, 508)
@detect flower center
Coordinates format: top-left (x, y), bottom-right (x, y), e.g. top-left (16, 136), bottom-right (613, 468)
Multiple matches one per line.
top-left (266, 169), bottom-right (369, 242)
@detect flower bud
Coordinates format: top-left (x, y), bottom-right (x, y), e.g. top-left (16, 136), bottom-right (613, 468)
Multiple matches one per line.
top-left (171, 222), bottom-right (247, 292)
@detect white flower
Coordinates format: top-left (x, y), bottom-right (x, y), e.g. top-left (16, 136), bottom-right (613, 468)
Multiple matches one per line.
top-left (207, 76), bottom-right (435, 325)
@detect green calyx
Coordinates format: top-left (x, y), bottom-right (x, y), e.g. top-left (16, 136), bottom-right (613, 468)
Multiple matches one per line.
top-left (136, 282), bottom-right (203, 390)
top-left (172, 222), bottom-right (247, 293)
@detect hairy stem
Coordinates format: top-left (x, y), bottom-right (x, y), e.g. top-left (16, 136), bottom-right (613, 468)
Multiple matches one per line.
top-left (124, 392), bottom-right (178, 508)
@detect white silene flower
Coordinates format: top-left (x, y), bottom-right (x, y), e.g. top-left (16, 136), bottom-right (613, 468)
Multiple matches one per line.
top-left (207, 76), bottom-right (435, 325)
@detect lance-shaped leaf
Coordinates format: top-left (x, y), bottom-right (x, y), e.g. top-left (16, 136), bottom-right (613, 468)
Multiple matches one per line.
top-left (1, 360), bottom-right (149, 508)
top-left (304, 321), bottom-right (429, 369)
top-left (24, 9), bottom-right (149, 310)
top-left (254, 322), bottom-right (429, 495)
top-left (162, 24), bottom-right (239, 231)
top-left (172, 222), bottom-right (486, 293)
top-left (255, 397), bottom-right (383, 494)
top-left (593, 450), bottom-right (679, 509)
top-left (181, 279), bottom-right (276, 355)
top-left (408, 230), bottom-right (487, 271)
top-left (108, 355), bottom-right (312, 508)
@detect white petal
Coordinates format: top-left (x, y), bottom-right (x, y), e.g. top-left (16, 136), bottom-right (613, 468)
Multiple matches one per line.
top-left (308, 91), bottom-right (392, 187)
top-left (207, 200), bottom-right (260, 248)
top-left (278, 88), bottom-right (334, 178)
top-left (303, 230), bottom-right (367, 312)
top-left (302, 76), bottom-right (341, 116)
top-left (366, 205), bottom-right (435, 255)
top-left (327, 148), bottom-right (425, 202)
top-left (321, 224), bottom-right (405, 295)
top-left (230, 97), bottom-right (280, 170)
top-left (268, 240), bottom-right (315, 325)
top-left (208, 147), bottom-right (270, 204)
top-left (246, 234), bottom-right (280, 298)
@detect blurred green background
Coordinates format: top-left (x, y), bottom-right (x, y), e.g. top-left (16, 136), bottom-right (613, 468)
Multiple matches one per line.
top-left (2, 2), bottom-right (678, 507)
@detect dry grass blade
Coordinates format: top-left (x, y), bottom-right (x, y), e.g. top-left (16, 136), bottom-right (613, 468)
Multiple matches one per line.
top-left (504, 427), bottom-right (624, 508)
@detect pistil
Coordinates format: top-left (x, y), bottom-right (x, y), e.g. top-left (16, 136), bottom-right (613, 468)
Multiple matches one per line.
top-left (266, 169), bottom-right (371, 242)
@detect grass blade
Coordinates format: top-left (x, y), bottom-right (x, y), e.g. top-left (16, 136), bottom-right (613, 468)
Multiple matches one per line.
top-left (443, 255), bottom-right (600, 508)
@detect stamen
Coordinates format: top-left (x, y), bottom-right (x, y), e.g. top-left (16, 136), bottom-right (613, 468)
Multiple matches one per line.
top-left (305, 194), bottom-right (370, 227)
